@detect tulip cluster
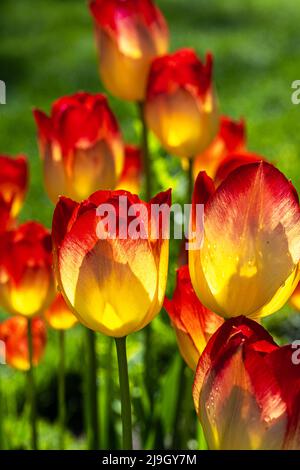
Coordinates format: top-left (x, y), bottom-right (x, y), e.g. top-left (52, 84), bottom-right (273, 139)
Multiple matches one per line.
top-left (0, 0), bottom-right (300, 453)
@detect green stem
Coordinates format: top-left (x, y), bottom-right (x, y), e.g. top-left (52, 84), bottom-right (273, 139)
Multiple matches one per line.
top-left (171, 358), bottom-right (186, 449)
top-left (187, 158), bottom-right (194, 203)
top-left (58, 330), bottom-right (65, 450)
top-left (27, 317), bottom-right (38, 450)
top-left (137, 102), bottom-right (151, 201)
top-left (0, 372), bottom-right (3, 450)
top-left (145, 323), bottom-right (154, 409)
top-left (115, 336), bottom-right (133, 450)
top-left (86, 329), bottom-right (99, 450)
top-left (100, 337), bottom-right (113, 449)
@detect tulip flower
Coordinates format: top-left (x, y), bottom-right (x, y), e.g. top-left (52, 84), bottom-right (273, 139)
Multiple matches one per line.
top-left (0, 315), bottom-right (46, 371)
top-left (189, 162), bottom-right (300, 319)
top-left (52, 188), bottom-right (171, 449)
top-left (193, 316), bottom-right (300, 449)
top-left (44, 293), bottom-right (77, 330)
top-left (193, 116), bottom-right (246, 180)
top-left (89, 0), bottom-right (169, 102)
top-left (52, 188), bottom-right (171, 337)
top-left (116, 144), bottom-right (142, 194)
top-left (33, 92), bottom-right (124, 204)
top-left (290, 281), bottom-right (300, 311)
top-left (145, 49), bottom-right (219, 159)
top-left (0, 222), bottom-right (55, 317)
top-left (0, 154), bottom-right (28, 218)
top-left (164, 265), bottom-right (223, 370)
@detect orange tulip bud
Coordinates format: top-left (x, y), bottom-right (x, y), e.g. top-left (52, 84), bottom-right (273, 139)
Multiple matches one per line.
top-left (52, 189), bottom-right (171, 337)
top-left (193, 316), bottom-right (300, 449)
top-left (193, 116), bottom-right (246, 180)
top-left (116, 144), bottom-right (142, 194)
top-left (44, 293), bottom-right (78, 330)
top-left (145, 49), bottom-right (219, 158)
top-left (0, 154), bottom-right (28, 218)
top-left (189, 162), bottom-right (300, 319)
top-left (33, 92), bottom-right (124, 204)
top-left (164, 265), bottom-right (223, 370)
top-left (0, 222), bottom-right (55, 317)
top-left (290, 281), bottom-right (300, 311)
top-left (0, 316), bottom-right (47, 371)
top-left (90, 0), bottom-right (169, 101)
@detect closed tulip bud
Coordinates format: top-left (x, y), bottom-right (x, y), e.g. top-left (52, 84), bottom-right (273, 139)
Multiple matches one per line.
top-left (0, 316), bottom-right (47, 371)
top-left (164, 265), bottom-right (223, 370)
top-left (193, 116), bottom-right (246, 180)
top-left (44, 293), bottom-right (78, 330)
top-left (52, 188), bottom-right (171, 337)
top-left (193, 316), bottom-right (300, 449)
top-left (189, 162), bottom-right (300, 319)
top-left (116, 144), bottom-right (142, 194)
top-left (0, 222), bottom-right (55, 317)
top-left (290, 281), bottom-right (300, 311)
top-left (33, 92), bottom-right (124, 204)
top-left (145, 49), bottom-right (219, 158)
top-left (0, 154), bottom-right (28, 218)
top-left (90, 0), bottom-right (169, 102)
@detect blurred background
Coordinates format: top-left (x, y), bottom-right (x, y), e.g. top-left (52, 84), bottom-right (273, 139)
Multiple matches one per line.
top-left (0, 0), bottom-right (300, 449)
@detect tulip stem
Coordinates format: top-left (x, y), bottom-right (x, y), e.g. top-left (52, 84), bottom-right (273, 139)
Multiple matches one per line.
top-left (58, 330), bottom-right (65, 450)
top-left (0, 373), bottom-right (4, 450)
top-left (137, 102), bottom-right (151, 201)
top-left (172, 358), bottom-right (186, 449)
top-left (115, 336), bottom-right (133, 450)
top-left (27, 317), bottom-right (38, 450)
top-left (187, 158), bottom-right (194, 202)
top-left (86, 329), bottom-right (99, 449)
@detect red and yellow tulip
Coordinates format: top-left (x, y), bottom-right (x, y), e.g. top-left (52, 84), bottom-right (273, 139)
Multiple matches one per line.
top-left (0, 154), bottom-right (28, 218)
top-left (90, 0), bottom-right (169, 102)
top-left (193, 116), bottom-right (246, 180)
top-left (52, 189), bottom-right (171, 337)
top-left (193, 316), bottom-right (300, 449)
top-left (145, 49), bottom-right (219, 158)
top-left (33, 92), bottom-right (124, 204)
top-left (44, 293), bottom-right (78, 330)
top-left (189, 162), bottom-right (300, 319)
top-left (0, 315), bottom-right (47, 371)
top-left (0, 222), bottom-right (55, 317)
top-left (164, 265), bottom-right (223, 370)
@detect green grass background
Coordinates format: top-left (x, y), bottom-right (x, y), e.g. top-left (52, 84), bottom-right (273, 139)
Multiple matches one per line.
top-left (0, 0), bottom-right (300, 449)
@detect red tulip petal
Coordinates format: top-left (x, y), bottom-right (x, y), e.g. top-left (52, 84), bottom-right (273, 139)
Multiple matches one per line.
top-left (147, 49), bottom-right (213, 101)
top-left (215, 152), bottom-right (265, 186)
